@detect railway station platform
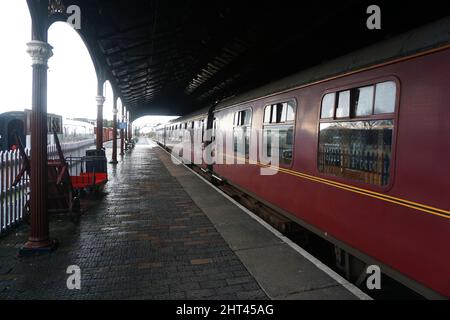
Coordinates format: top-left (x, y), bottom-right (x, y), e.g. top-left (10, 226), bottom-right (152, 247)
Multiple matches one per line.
top-left (0, 139), bottom-right (368, 300)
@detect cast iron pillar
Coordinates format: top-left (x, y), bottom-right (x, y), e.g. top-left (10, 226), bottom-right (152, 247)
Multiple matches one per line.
top-left (128, 111), bottom-right (132, 141)
top-left (110, 97), bottom-right (118, 164)
top-left (120, 104), bottom-right (125, 156)
top-left (22, 40), bottom-right (55, 253)
top-left (95, 82), bottom-right (105, 150)
top-left (124, 109), bottom-right (128, 143)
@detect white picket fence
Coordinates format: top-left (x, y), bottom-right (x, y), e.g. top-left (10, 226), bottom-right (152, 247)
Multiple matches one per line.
top-left (0, 138), bottom-right (95, 235)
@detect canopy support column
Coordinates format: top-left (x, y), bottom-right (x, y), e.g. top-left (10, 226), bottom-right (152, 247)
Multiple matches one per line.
top-left (124, 108), bottom-right (128, 144)
top-left (95, 82), bottom-right (105, 150)
top-left (128, 111), bottom-right (132, 141)
top-left (110, 96), bottom-right (118, 164)
top-left (21, 0), bottom-right (55, 254)
top-left (120, 105), bottom-right (125, 156)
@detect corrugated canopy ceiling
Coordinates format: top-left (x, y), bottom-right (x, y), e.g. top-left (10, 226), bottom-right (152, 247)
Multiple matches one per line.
top-left (58, 0), bottom-right (448, 119)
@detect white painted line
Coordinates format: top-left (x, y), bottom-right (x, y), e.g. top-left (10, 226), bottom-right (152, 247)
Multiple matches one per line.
top-left (211, 174), bottom-right (223, 182)
top-left (159, 145), bottom-right (372, 300)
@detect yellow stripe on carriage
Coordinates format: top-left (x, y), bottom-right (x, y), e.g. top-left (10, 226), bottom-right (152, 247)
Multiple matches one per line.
top-left (219, 153), bottom-right (450, 220)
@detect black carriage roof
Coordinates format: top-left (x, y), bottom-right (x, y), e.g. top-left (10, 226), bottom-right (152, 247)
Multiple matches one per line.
top-left (213, 16), bottom-right (450, 112)
top-left (1, 110), bottom-right (63, 120)
top-left (168, 106), bottom-right (211, 124)
top-left (155, 16), bottom-right (449, 126)
top-left (0, 111), bottom-right (26, 119)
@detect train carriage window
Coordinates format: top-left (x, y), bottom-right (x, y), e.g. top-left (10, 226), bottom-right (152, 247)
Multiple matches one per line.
top-left (281, 104), bottom-right (287, 122)
top-left (263, 126), bottom-right (294, 165)
top-left (321, 93), bottom-right (335, 119)
top-left (286, 103), bottom-right (296, 121)
top-left (264, 106), bottom-right (272, 123)
top-left (234, 112), bottom-right (239, 126)
top-left (271, 105), bottom-right (278, 123)
top-left (318, 81), bottom-right (397, 186)
top-left (263, 100), bottom-right (296, 165)
top-left (264, 101), bottom-right (296, 124)
top-left (353, 86), bottom-right (374, 117)
top-left (233, 109), bottom-right (252, 157)
top-left (336, 90), bottom-right (350, 118)
top-left (318, 121), bottom-right (393, 186)
top-left (201, 120), bottom-right (205, 142)
top-left (212, 118), bottom-right (217, 142)
top-left (243, 110), bottom-right (251, 125)
top-left (375, 81), bottom-right (396, 114)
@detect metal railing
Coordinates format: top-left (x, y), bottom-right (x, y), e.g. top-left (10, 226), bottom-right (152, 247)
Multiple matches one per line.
top-left (318, 146), bottom-right (391, 186)
top-left (0, 138), bottom-right (96, 236)
top-left (0, 149), bottom-right (30, 235)
top-left (48, 138), bottom-right (95, 160)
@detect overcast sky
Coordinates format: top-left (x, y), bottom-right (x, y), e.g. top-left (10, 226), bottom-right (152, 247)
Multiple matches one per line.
top-left (0, 1), bottom-right (177, 127)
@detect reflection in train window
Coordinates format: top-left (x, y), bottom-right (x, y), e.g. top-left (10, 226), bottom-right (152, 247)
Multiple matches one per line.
top-left (233, 109), bottom-right (252, 157)
top-left (212, 118), bottom-right (217, 141)
top-left (321, 93), bottom-right (335, 119)
top-left (201, 120), bottom-right (205, 142)
top-left (336, 90), bottom-right (350, 118)
top-left (318, 81), bottom-right (397, 185)
top-left (263, 125), bottom-right (294, 165)
top-left (263, 100), bottom-right (296, 166)
top-left (353, 86), bottom-right (374, 117)
top-left (375, 81), bottom-right (396, 114)
top-left (234, 109), bottom-right (252, 126)
top-left (318, 120), bottom-right (393, 186)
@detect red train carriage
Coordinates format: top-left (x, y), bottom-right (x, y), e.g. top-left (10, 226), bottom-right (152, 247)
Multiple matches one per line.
top-left (157, 19), bottom-right (450, 298)
top-left (94, 127), bottom-right (114, 143)
top-left (160, 107), bottom-right (210, 168)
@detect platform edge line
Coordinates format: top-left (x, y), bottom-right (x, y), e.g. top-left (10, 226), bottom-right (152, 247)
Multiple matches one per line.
top-left (158, 144), bottom-right (372, 301)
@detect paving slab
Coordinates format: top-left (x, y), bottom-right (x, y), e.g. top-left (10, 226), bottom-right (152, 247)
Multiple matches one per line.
top-left (0, 140), bottom-right (267, 300)
top-left (157, 142), bottom-right (365, 300)
top-left (0, 138), bottom-right (365, 300)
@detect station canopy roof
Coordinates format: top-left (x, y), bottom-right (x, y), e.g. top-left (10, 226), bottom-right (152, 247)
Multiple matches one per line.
top-left (52, 0), bottom-right (449, 119)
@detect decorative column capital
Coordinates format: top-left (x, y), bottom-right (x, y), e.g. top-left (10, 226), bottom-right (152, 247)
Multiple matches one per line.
top-left (48, 0), bottom-right (66, 15)
top-left (26, 41), bottom-right (53, 67)
top-left (96, 95), bottom-right (106, 105)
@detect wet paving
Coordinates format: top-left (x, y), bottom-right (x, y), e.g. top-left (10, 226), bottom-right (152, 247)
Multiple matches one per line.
top-left (0, 139), bottom-right (267, 300)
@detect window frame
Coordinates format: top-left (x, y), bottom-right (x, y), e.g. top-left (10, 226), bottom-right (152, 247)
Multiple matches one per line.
top-left (263, 100), bottom-right (297, 125)
top-left (262, 98), bottom-right (298, 169)
top-left (232, 107), bottom-right (253, 160)
top-left (201, 119), bottom-right (205, 142)
top-left (316, 76), bottom-right (400, 191)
